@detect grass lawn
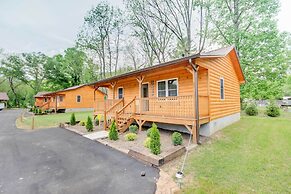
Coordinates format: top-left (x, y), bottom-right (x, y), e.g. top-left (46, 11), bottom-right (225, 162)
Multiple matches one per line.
top-left (183, 110), bottom-right (291, 193)
top-left (17, 111), bottom-right (93, 129)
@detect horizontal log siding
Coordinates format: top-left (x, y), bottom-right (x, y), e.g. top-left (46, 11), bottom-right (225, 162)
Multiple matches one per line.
top-left (107, 65), bottom-right (209, 117)
top-left (198, 55), bottom-right (240, 120)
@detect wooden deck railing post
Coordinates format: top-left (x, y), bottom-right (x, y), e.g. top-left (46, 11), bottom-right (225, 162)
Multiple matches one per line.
top-left (104, 100), bottom-right (107, 130)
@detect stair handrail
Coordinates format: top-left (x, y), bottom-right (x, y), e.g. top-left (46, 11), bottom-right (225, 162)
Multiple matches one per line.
top-left (106, 98), bottom-right (124, 114)
top-left (116, 97), bottom-right (136, 115)
top-left (39, 101), bottom-right (51, 110)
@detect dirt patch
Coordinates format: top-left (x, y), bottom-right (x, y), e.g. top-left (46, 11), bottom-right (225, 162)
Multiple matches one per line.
top-left (64, 123), bottom-right (104, 135)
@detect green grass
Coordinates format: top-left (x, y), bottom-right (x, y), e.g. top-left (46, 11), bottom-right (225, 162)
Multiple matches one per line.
top-left (17, 111), bottom-right (93, 129)
top-left (183, 111), bottom-right (291, 193)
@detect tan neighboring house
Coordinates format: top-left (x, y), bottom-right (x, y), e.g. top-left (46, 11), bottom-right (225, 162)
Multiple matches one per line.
top-left (0, 92), bottom-right (9, 110)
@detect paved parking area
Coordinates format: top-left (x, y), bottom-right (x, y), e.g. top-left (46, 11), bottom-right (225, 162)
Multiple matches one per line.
top-left (0, 110), bottom-right (159, 194)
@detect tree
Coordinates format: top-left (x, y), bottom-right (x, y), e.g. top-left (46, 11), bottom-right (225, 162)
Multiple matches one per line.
top-left (129, 0), bottom-right (210, 55)
top-left (22, 52), bottom-right (47, 94)
top-left (127, 0), bottom-right (174, 65)
top-left (0, 55), bottom-right (25, 107)
top-left (209, 0), bottom-right (289, 99)
top-left (77, 2), bottom-right (125, 78)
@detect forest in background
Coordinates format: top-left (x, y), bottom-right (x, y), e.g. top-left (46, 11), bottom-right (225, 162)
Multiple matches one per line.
top-left (0, 0), bottom-right (290, 107)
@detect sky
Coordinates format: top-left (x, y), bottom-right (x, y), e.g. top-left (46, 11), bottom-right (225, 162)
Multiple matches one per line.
top-left (0, 0), bottom-right (290, 55)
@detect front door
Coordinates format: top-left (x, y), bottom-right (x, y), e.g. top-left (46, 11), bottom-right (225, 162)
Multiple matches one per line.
top-left (142, 83), bottom-right (149, 111)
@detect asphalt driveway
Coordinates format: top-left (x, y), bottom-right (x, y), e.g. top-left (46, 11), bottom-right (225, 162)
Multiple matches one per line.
top-left (0, 109), bottom-right (159, 194)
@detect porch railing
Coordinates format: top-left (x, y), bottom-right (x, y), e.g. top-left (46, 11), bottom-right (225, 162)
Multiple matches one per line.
top-left (96, 95), bottom-right (209, 119)
top-left (94, 99), bottom-right (121, 113)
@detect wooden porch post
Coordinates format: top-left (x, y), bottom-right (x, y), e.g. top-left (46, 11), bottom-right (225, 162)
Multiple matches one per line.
top-left (189, 59), bottom-right (200, 144)
top-left (104, 99), bottom-right (107, 130)
top-left (136, 75), bottom-right (145, 131)
top-left (110, 82), bottom-right (117, 99)
top-left (55, 95), bottom-right (58, 114)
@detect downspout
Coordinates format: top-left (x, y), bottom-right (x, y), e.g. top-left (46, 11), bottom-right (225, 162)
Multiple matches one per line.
top-left (189, 58), bottom-right (201, 144)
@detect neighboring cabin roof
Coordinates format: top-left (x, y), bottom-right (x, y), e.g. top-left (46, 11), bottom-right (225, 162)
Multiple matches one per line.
top-left (87, 45), bottom-right (245, 87)
top-left (34, 92), bottom-right (50, 98)
top-left (0, 92), bottom-right (9, 101)
top-left (43, 84), bottom-right (105, 96)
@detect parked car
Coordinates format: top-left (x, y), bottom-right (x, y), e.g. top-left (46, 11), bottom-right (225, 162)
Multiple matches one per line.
top-left (281, 96), bottom-right (291, 107)
top-left (0, 103), bottom-right (4, 111)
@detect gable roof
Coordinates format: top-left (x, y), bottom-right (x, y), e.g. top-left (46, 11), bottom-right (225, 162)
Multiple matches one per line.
top-left (34, 92), bottom-right (50, 98)
top-left (0, 92), bottom-right (9, 101)
top-left (43, 84), bottom-right (105, 96)
top-left (87, 45), bottom-right (245, 87)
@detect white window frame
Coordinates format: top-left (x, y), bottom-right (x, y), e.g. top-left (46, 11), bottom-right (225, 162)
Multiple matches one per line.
top-left (156, 78), bottom-right (179, 97)
top-left (220, 77), bottom-right (225, 100)
top-left (117, 87), bottom-right (124, 99)
top-left (76, 95), bottom-right (81, 103)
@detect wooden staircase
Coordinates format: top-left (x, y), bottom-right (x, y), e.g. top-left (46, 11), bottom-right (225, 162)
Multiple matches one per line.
top-left (115, 97), bottom-right (136, 133)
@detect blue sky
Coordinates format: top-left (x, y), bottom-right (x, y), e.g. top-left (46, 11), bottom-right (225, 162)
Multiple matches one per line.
top-left (0, 0), bottom-right (290, 55)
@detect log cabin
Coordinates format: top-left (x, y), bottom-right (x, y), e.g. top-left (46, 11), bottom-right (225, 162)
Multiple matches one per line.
top-left (89, 46), bottom-right (245, 143)
top-left (35, 85), bottom-right (105, 113)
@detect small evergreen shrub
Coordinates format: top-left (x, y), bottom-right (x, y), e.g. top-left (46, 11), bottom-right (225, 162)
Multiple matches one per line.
top-left (86, 116), bottom-right (93, 132)
top-left (147, 123), bottom-right (158, 137)
top-left (266, 101), bottom-right (280, 117)
top-left (70, 113), bottom-right (76, 125)
top-left (125, 133), bottom-right (137, 141)
top-left (109, 121), bottom-right (118, 141)
top-left (172, 132), bottom-right (183, 146)
top-left (245, 103), bottom-right (258, 116)
top-left (80, 120), bottom-right (86, 126)
top-left (143, 137), bottom-right (151, 148)
top-left (129, 125), bottom-right (138, 134)
top-left (149, 123), bottom-right (161, 155)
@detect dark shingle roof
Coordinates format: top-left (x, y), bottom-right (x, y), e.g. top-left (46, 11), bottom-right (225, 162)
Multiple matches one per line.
top-left (34, 92), bottom-right (50, 97)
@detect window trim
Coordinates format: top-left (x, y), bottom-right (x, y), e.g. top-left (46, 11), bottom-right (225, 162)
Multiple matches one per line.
top-left (117, 87), bottom-right (124, 99)
top-left (220, 77), bottom-right (225, 100)
top-left (156, 78), bottom-right (179, 97)
top-left (76, 95), bottom-right (82, 103)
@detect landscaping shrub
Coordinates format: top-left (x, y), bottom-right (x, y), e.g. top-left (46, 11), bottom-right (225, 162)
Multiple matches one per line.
top-left (125, 133), bottom-right (137, 141)
top-left (109, 120), bottom-right (118, 140)
top-left (245, 103), bottom-right (258, 116)
top-left (147, 123), bottom-right (158, 137)
top-left (143, 137), bottom-right (151, 148)
top-left (129, 125), bottom-right (138, 134)
top-left (86, 116), bottom-right (93, 132)
top-left (149, 123), bottom-right (161, 155)
top-left (266, 101), bottom-right (280, 117)
top-left (80, 120), bottom-right (86, 126)
top-left (172, 132), bottom-right (183, 146)
top-left (70, 113), bottom-right (76, 125)
top-left (241, 101), bottom-right (247, 110)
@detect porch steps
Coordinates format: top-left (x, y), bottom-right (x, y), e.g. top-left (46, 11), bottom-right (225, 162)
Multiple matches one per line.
top-left (117, 114), bottom-right (134, 133)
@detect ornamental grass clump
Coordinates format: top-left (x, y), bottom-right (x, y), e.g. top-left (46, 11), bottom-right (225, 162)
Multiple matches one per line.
top-left (266, 101), bottom-right (280, 117)
top-left (86, 116), bottom-right (93, 132)
top-left (143, 137), bottom-right (151, 148)
top-left (245, 103), bottom-right (258, 116)
top-left (149, 123), bottom-right (161, 155)
top-left (172, 132), bottom-right (183, 146)
top-left (70, 113), bottom-right (76, 125)
top-left (109, 120), bottom-right (118, 141)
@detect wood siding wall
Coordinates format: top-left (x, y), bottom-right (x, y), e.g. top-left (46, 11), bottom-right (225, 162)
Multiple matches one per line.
top-left (197, 55), bottom-right (241, 120)
top-left (107, 65), bottom-right (209, 117)
top-left (58, 86), bottom-right (103, 109)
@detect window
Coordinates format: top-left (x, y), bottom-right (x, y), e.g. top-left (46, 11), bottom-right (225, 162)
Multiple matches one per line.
top-left (220, 78), bottom-right (224, 100)
top-left (76, 95), bottom-right (81, 103)
top-left (118, 87), bottom-right (123, 99)
top-left (157, 78), bottom-right (178, 97)
top-left (44, 98), bottom-right (47, 103)
top-left (59, 96), bottom-right (63, 102)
